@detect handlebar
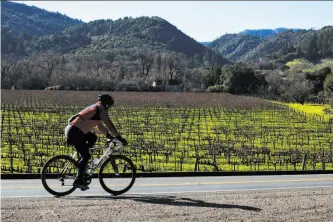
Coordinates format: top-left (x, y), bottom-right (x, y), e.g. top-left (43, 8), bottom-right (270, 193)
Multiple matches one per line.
top-left (106, 138), bottom-right (124, 149)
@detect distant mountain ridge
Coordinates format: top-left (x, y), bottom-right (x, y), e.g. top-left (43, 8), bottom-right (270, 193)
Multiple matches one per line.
top-left (199, 42), bottom-right (210, 46)
top-left (208, 26), bottom-right (333, 63)
top-left (1, 1), bottom-right (331, 65)
top-left (239, 29), bottom-right (311, 61)
top-left (208, 34), bottom-right (263, 62)
top-left (239, 28), bottom-right (308, 38)
top-left (1, 1), bottom-right (83, 36)
top-left (201, 28), bottom-right (308, 45)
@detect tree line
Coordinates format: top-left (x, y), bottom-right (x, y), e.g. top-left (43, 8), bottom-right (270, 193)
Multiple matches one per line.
top-left (2, 48), bottom-right (333, 107)
top-left (1, 49), bottom-right (210, 92)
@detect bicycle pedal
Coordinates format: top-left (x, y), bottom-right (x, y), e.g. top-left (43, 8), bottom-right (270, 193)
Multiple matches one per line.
top-left (74, 184), bottom-right (89, 191)
top-left (80, 187), bottom-right (89, 191)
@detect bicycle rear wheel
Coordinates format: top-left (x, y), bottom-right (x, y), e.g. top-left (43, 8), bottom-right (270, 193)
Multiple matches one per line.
top-left (41, 155), bottom-right (78, 196)
top-left (99, 155), bottom-right (136, 195)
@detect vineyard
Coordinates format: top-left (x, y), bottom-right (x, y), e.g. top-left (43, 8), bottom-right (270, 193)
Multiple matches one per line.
top-left (1, 90), bottom-right (333, 173)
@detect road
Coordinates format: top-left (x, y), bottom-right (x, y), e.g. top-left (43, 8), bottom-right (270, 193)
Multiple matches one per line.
top-left (1, 174), bottom-right (332, 197)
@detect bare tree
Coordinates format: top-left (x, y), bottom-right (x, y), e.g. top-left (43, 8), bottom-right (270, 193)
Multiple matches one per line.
top-left (284, 72), bottom-right (311, 105)
top-left (180, 63), bottom-right (190, 91)
top-left (21, 59), bottom-right (36, 76)
top-left (1, 60), bottom-right (13, 80)
top-left (136, 48), bottom-right (154, 76)
top-left (182, 67), bottom-right (207, 91)
top-left (105, 61), bottom-right (121, 81)
top-left (162, 52), bottom-right (184, 80)
top-left (1, 60), bottom-right (23, 89)
top-left (36, 52), bottom-right (60, 79)
top-left (145, 55), bottom-right (154, 76)
top-left (82, 55), bottom-right (104, 77)
top-left (154, 53), bottom-right (162, 74)
top-left (265, 70), bottom-right (285, 95)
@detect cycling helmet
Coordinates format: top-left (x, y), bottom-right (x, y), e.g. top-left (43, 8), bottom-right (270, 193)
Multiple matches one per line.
top-left (98, 94), bottom-right (114, 108)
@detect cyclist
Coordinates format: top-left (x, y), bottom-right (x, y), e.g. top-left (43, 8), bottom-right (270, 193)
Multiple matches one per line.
top-left (65, 94), bottom-right (127, 190)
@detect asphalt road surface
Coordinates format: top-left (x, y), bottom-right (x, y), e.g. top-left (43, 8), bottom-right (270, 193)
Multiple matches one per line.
top-left (1, 174), bottom-right (332, 197)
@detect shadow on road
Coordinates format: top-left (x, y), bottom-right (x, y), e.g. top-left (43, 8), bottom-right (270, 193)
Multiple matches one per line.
top-left (66, 195), bottom-right (261, 212)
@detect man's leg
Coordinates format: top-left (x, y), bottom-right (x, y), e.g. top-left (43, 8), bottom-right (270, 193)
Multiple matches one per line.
top-left (65, 125), bottom-right (90, 190)
top-left (74, 141), bottom-right (91, 190)
top-left (85, 132), bottom-right (97, 148)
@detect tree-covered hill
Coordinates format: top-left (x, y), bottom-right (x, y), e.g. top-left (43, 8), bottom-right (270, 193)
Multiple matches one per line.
top-left (65, 17), bottom-right (205, 55)
top-left (208, 34), bottom-right (263, 62)
top-left (1, 1), bottom-right (83, 36)
top-left (241, 29), bottom-right (311, 61)
top-left (210, 26), bottom-right (333, 63)
top-left (2, 1), bottom-right (331, 66)
top-left (247, 26), bottom-right (333, 63)
top-left (296, 26), bottom-right (333, 62)
top-left (68, 17), bottom-right (229, 63)
top-left (1, 1), bottom-right (83, 56)
top-left (209, 30), bottom-right (312, 62)
top-left (6, 15), bottom-right (230, 65)
top-left (209, 27), bottom-right (332, 64)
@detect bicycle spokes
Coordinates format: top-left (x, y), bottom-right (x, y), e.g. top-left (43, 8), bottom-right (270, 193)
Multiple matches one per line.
top-left (41, 155), bottom-right (77, 196)
top-left (99, 156), bottom-right (136, 195)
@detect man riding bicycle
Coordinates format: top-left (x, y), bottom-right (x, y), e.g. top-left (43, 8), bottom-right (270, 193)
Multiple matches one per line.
top-left (65, 94), bottom-right (127, 190)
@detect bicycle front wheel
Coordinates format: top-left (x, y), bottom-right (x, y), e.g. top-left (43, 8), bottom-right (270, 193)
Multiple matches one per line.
top-left (99, 155), bottom-right (136, 195)
top-left (41, 155), bottom-right (78, 196)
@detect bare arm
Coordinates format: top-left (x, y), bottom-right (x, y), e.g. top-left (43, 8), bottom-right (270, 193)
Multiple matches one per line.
top-left (100, 108), bottom-right (121, 137)
top-left (97, 122), bottom-right (108, 136)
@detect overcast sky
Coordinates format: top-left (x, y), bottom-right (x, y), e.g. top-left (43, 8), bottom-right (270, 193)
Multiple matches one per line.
top-left (15, 1), bottom-right (333, 42)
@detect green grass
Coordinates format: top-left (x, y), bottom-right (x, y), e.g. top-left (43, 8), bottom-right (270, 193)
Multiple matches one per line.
top-left (302, 59), bottom-right (333, 73)
top-left (286, 58), bottom-right (333, 73)
top-left (286, 59), bottom-right (314, 72)
top-left (271, 101), bottom-right (333, 121)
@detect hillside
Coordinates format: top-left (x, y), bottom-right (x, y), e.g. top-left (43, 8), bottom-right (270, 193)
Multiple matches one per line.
top-left (242, 29), bottom-right (311, 61)
top-left (1, 2), bottom-right (229, 65)
top-left (65, 17), bottom-right (225, 59)
top-left (2, 1), bottom-right (331, 65)
top-left (1, 1), bottom-right (83, 36)
top-left (1, 1), bottom-right (83, 56)
top-left (209, 29), bottom-right (330, 62)
top-left (9, 16), bottom-right (230, 65)
top-left (208, 34), bottom-right (263, 62)
top-left (296, 26), bottom-right (333, 62)
top-left (209, 26), bottom-right (333, 63)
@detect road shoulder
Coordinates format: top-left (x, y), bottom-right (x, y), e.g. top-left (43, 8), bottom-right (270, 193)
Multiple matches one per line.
top-left (2, 187), bottom-right (333, 221)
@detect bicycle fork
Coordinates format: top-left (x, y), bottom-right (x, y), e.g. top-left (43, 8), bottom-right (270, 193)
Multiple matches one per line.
top-left (100, 147), bottom-right (120, 176)
top-left (110, 158), bottom-right (120, 176)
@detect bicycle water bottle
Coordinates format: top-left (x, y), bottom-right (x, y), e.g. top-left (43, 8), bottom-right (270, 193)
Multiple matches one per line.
top-left (92, 158), bottom-right (100, 166)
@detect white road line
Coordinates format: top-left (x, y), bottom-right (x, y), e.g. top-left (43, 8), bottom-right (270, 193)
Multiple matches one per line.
top-left (2, 177), bottom-right (333, 189)
top-left (2, 185), bottom-right (333, 198)
top-left (130, 185), bottom-right (333, 195)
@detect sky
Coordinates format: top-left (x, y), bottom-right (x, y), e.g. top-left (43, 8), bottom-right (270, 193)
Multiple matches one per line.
top-left (15, 1), bottom-right (333, 42)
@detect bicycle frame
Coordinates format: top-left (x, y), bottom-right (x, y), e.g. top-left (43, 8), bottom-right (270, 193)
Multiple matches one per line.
top-left (67, 138), bottom-right (123, 177)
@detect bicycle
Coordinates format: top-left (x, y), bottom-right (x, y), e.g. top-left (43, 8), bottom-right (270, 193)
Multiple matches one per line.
top-left (41, 138), bottom-right (136, 196)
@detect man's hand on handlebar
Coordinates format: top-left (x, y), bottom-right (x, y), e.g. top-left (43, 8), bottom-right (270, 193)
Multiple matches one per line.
top-left (106, 133), bottom-right (128, 146)
top-left (116, 135), bottom-right (128, 146)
